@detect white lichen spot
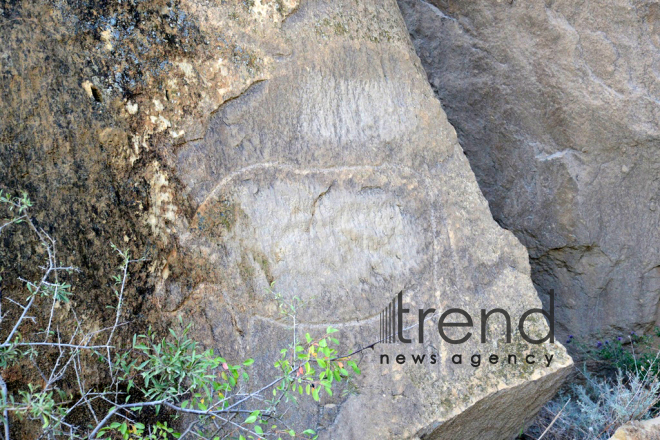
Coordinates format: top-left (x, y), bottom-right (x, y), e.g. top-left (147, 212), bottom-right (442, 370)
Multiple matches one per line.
top-left (250, 0), bottom-right (271, 19)
top-left (146, 164), bottom-right (178, 243)
top-left (153, 99), bottom-right (164, 112)
top-left (100, 28), bottom-right (113, 51)
top-left (176, 61), bottom-right (196, 82)
top-left (131, 135), bottom-right (141, 155)
top-left (128, 134), bottom-right (146, 166)
top-left (217, 58), bottom-right (229, 76)
top-left (126, 101), bottom-right (138, 114)
top-left (249, 0), bottom-right (292, 22)
top-left (81, 80), bottom-right (94, 98)
top-left (150, 115), bottom-right (171, 132)
top-left (170, 130), bottom-right (185, 138)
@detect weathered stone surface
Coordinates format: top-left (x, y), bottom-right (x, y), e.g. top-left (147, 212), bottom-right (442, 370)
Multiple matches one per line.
top-left (398, 0), bottom-right (660, 340)
top-left (611, 417), bottom-right (660, 440)
top-left (161, 0), bottom-right (572, 438)
top-left (1, 0), bottom-right (572, 438)
top-left (0, 0), bottom-right (301, 352)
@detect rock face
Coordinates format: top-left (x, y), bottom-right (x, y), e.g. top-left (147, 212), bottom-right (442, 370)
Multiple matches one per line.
top-left (1, 0), bottom-right (571, 438)
top-left (611, 417), bottom-right (660, 440)
top-left (397, 0), bottom-right (660, 340)
top-left (164, 0), bottom-right (571, 438)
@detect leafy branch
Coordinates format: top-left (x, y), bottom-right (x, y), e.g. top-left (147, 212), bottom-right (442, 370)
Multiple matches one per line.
top-left (0, 191), bottom-right (362, 440)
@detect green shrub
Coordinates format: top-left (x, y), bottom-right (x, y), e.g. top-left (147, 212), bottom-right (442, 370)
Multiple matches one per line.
top-left (0, 191), bottom-right (362, 439)
top-left (568, 332), bottom-right (660, 377)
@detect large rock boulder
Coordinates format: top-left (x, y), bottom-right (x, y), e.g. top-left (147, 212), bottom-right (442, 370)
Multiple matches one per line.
top-left (163, 0), bottom-right (571, 438)
top-left (398, 0), bottom-right (660, 340)
top-left (611, 417), bottom-right (660, 440)
top-left (1, 0), bottom-right (571, 438)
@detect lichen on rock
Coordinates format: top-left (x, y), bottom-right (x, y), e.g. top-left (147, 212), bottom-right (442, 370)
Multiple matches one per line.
top-left (1, 0), bottom-right (572, 438)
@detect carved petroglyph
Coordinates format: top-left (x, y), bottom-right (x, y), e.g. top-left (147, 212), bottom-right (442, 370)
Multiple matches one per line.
top-left (181, 162), bottom-right (444, 326)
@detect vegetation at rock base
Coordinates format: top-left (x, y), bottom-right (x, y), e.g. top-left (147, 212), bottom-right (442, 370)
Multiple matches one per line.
top-left (0, 191), bottom-right (360, 439)
top-left (523, 333), bottom-right (660, 439)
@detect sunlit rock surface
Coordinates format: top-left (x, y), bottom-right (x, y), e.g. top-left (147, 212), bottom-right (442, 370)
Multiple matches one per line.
top-left (1, 0), bottom-right (571, 438)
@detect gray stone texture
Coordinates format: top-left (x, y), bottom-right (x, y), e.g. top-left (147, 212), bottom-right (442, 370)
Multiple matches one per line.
top-left (167, 0), bottom-right (571, 438)
top-left (398, 0), bottom-right (660, 340)
top-left (0, 0), bottom-right (572, 438)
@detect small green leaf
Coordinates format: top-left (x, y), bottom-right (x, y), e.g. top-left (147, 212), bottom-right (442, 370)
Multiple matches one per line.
top-left (245, 410), bottom-right (260, 424)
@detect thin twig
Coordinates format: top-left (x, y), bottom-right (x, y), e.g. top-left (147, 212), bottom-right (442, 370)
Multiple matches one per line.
top-left (0, 375), bottom-right (9, 440)
top-left (537, 398), bottom-right (570, 440)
